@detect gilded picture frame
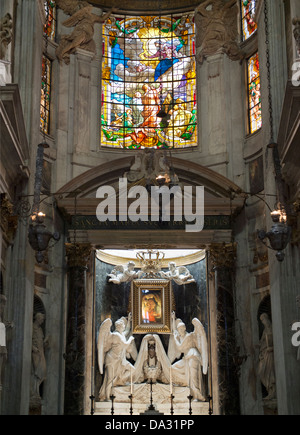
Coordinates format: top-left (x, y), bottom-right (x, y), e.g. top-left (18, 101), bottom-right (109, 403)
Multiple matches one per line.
top-left (131, 279), bottom-right (172, 334)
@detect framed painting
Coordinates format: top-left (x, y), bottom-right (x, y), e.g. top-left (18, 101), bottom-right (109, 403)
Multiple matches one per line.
top-left (131, 280), bottom-right (172, 334)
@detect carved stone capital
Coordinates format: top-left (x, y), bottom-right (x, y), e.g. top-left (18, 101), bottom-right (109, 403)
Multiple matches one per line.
top-left (208, 242), bottom-right (237, 272)
top-left (65, 243), bottom-right (92, 268)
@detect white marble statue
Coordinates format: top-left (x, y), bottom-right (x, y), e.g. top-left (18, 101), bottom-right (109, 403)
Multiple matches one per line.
top-left (160, 262), bottom-right (196, 285)
top-left (258, 313), bottom-right (276, 401)
top-left (134, 334), bottom-right (170, 385)
top-left (108, 261), bottom-right (143, 284)
top-left (98, 314), bottom-right (137, 401)
top-left (30, 313), bottom-right (49, 406)
top-left (168, 313), bottom-right (208, 401)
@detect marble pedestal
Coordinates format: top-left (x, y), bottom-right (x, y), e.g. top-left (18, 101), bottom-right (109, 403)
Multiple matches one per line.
top-left (95, 383), bottom-right (210, 416)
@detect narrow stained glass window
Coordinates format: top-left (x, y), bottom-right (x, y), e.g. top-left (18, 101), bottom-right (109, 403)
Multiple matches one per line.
top-left (40, 55), bottom-right (52, 135)
top-left (101, 14), bottom-right (197, 149)
top-left (44, 0), bottom-right (56, 41)
top-left (241, 0), bottom-right (257, 41)
top-left (247, 52), bottom-right (262, 134)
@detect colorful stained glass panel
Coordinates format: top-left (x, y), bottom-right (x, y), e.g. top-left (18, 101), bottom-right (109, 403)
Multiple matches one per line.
top-left (248, 52), bottom-right (262, 134)
top-left (40, 55), bottom-right (52, 135)
top-left (241, 0), bottom-right (257, 41)
top-left (44, 0), bottom-right (56, 41)
top-left (101, 15), bottom-right (197, 149)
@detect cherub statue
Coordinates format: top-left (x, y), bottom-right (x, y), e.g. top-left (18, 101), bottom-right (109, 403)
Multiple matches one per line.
top-left (160, 262), bottom-right (195, 285)
top-left (195, 0), bottom-right (244, 64)
top-left (98, 314), bottom-right (137, 401)
top-left (56, 2), bottom-right (117, 64)
top-left (108, 261), bottom-right (143, 284)
top-left (168, 312), bottom-right (208, 401)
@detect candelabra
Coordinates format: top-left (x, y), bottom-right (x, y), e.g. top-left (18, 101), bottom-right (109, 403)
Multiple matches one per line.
top-left (128, 394), bottom-right (133, 416)
top-left (170, 393), bottom-right (175, 415)
top-left (187, 394), bottom-right (193, 415)
top-left (110, 393), bottom-right (116, 416)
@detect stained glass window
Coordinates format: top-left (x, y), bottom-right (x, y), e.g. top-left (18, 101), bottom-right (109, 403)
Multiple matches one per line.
top-left (40, 55), bottom-right (52, 135)
top-left (241, 0), bottom-right (257, 41)
top-left (247, 52), bottom-right (262, 134)
top-left (44, 0), bottom-right (56, 41)
top-left (101, 14), bottom-right (197, 149)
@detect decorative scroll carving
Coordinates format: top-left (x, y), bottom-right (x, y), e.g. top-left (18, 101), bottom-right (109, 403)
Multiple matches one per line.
top-left (56, 1), bottom-right (116, 64)
top-left (0, 13), bottom-right (13, 60)
top-left (195, 0), bottom-right (244, 65)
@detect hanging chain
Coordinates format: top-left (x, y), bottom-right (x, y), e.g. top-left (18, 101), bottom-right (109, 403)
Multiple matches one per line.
top-left (263, 0), bottom-right (274, 144)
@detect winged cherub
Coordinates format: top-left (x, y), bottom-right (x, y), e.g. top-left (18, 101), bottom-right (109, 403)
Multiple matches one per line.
top-left (56, 2), bottom-right (117, 64)
top-left (168, 313), bottom-right (208, 401)
top-left (108, 261), bottom-right (143, 284)
top-left (98, 314), bottom-right (137, 401)
top-left (160, 262), bottom-right (196, 285)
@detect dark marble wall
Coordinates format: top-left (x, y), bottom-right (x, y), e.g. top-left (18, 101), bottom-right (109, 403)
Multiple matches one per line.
top-left (94, 257), bottom-right (208, 360)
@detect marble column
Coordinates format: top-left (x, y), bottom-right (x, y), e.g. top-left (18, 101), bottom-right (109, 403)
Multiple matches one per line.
top-left (64, 243), bottom-right (92, 416)
top-left (208, 243), bottom-right (240, 415)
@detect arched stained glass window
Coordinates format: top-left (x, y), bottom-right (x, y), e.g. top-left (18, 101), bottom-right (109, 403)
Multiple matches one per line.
top-left (101, 14), bottom-right (197, 149)
top-left (247, 52), bottom-right (262, 134)
top-left (241, 0), bottom-right (257, 41)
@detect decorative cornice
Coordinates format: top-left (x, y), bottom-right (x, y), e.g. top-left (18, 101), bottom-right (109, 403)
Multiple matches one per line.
top-left (65, 243), bottom-right (92, 268)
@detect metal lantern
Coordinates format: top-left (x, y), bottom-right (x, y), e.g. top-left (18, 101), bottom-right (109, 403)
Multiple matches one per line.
top-left (257, 211), bottom-right (292, 262)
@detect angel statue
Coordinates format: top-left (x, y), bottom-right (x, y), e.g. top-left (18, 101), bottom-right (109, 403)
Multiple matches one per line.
top-left (98, 313), bottom-right (137, 401)
top-left (168, 312), bottom-right (208, 401)
top-left (160, 262), bottom-right (196, 285)
top-left (108, 261), bottom-right (143, 285)
top-left (56, 1), bottom-right (117, 64)
top-left (195, 0), bottom-right (244, 65)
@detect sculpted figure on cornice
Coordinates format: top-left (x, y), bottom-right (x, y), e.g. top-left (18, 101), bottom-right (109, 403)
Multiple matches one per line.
top-left (160, 262), bottom-right (196, 285)
top-left (195, 0), bottom-right (244, 64)
top-left (56, 1), bottom-right (116, 64)
top-left (0, 13), bottom-right (13, 60)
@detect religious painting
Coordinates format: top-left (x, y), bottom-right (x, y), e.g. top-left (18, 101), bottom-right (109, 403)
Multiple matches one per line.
top-left (101, 14), bottom-right (197, 149)
top-left (247, 52), bottom-right (262, 134)
top-left (131, 280), bottom-right (172, 334)
top-left (241, 0), bottom-right (257, 41)
top-left (249, 155), bottom-right (264, 194)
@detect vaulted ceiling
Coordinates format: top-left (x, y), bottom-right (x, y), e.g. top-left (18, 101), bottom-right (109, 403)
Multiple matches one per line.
top-left (90, 0), bottom-right (202, 14)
